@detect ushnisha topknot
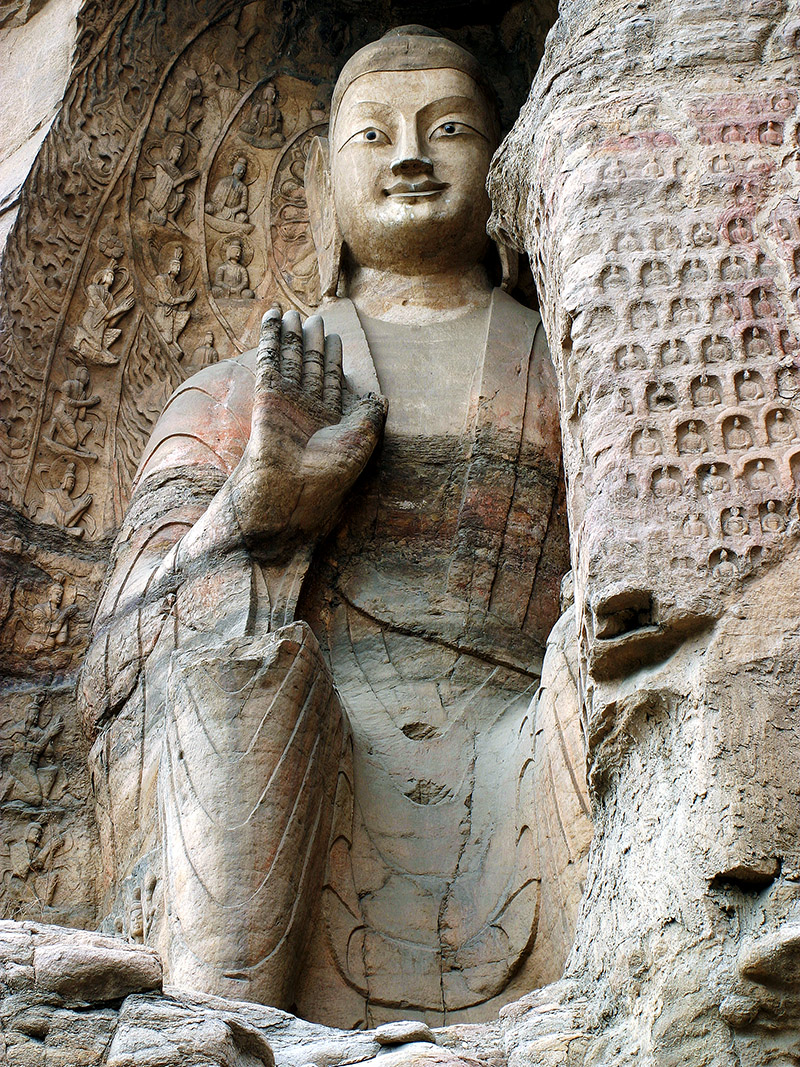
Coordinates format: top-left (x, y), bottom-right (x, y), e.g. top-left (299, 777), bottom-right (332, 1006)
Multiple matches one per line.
top-left (330, 26), bottom-right (501, 143)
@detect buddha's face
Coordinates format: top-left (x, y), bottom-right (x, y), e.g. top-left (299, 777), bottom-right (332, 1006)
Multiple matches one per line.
top-left (331, 68), bottom-right (495, 274)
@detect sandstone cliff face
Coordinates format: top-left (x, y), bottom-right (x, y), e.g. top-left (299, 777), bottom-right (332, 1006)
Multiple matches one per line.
top-left (491, 0), bottom-right (800, 1062)
top-left (2, 0), bottom-right (800, 1060)
top-left (0, 0), bottom-right (78, 253)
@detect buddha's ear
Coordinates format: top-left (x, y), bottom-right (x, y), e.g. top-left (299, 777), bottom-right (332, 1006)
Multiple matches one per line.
top-left (495, 236), bottom-right (519, 293)
top-left (304, 136), bottom-right (343, 299)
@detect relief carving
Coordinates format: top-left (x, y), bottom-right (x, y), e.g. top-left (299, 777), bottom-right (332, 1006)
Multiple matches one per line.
top-left (42, 369), bottom-right (101, 459)
top-left (0, 694), bottom-right (64, 807)
top-left (143, 135), bottom-right (200, 227)
top-left (239, 80), bottom-right (285, 148)
top-left (23, 577), bottom-right (78, 654)
top-left (205, 155), bottom-right (252, 227)
top-left (70, 265), bottom-right (135, 366)
top-left (211, 237), bottom-right (255, 299)
top-left (36, 459), bottom-right (94, 537)
top-left (151, 246), bottom-right (195, 347)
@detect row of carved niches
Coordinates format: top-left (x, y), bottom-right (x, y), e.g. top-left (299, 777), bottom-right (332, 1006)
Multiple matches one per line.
top-left (22, 35), bottom-right (333, 539)
top-left (0, 685), bottom-right (97, 927)
top-left (553, 82), bottom-right (800, 589)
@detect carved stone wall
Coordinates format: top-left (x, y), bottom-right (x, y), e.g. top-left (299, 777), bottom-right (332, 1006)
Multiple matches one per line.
top-left (0, 0), bottom-right (557, 955)
top-left (9, 0), bottom-right (800, 1059)
top-left (491, 0), bottom-right (800, 1061)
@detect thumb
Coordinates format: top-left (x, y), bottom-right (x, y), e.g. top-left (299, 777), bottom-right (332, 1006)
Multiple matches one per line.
top-left (303, 392), bottom-right (388, 495)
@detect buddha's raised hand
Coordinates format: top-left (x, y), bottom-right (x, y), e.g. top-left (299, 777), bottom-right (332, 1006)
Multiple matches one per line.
top-left (228, 305), bottom-right (387, 558)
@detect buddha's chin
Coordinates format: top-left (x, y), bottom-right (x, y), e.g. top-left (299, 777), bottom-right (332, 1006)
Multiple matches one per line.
top-left (346, 213), bottom-right (489, 275)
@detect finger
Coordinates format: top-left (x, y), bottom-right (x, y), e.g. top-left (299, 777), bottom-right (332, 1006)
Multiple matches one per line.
top-left (302, 314), bottom-right (325, 400)
top-left (304, 392), bottom-right (388, 496)
top-left (256, 306), bottom-right (282, 389)
top-left (323, 332), bottom-right (343, 419)
top-left (280, 309), bottom-right (303, 386)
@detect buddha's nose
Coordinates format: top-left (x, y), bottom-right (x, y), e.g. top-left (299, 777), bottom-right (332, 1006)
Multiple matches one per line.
top-left (390, 154), bottom-right (434, 177)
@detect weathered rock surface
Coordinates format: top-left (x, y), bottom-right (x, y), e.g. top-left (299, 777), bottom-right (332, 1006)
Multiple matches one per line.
top-left (490, 0), bottom-right (800, 1061)
top-left (0, 921), bottom-right (508, 1066)
top-left (4, 0), bottom-right (800, 1058)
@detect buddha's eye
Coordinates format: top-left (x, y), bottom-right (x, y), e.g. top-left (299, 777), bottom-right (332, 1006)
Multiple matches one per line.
top-left (344, 127), bottom-right (390, 147)
top-left (430, 120), bottom-right (478, 140)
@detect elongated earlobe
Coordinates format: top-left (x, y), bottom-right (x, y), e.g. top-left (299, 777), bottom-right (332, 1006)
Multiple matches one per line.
top-left (304, 136), bottom-right (344, 299)
top-left (497, 237), bottom-right (519, 292)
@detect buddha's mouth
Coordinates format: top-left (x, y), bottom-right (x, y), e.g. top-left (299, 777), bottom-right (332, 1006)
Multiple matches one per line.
top-left (384, 179), bottom-right (448, 198)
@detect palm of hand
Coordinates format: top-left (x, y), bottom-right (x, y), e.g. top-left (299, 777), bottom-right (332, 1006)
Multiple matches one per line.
top-left (230, 307), bottom-right (387, 558)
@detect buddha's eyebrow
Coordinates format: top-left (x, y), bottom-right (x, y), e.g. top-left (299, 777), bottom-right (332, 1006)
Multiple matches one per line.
top-left (419, 95), bottom-right (485, 119)
top-left (339, 101), bottom-right (395, 123)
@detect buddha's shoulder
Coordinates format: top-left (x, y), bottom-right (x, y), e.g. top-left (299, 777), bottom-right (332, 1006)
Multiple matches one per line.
top-left (160, 350), bottom-right (257, 417)
top-left (135, 352), bottom-right (256, 479)
top-left (491, 286), bottom-right (543, 335)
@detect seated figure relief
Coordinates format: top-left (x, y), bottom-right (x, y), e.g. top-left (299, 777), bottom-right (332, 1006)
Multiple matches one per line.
top-left (212, 237), bottom-right (255, 299)
top-left (80, 28), bottom-right (575, 1027)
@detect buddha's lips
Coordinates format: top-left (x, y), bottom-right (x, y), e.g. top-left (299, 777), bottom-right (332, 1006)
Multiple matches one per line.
top-left (383, 179), bottom-right (448, 198)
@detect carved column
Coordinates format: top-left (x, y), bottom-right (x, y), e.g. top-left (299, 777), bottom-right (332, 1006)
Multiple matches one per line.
top-left (492, 1), bottom-right (800, 1061)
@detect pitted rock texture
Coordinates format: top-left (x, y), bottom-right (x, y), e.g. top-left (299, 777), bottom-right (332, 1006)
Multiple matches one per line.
top-left (490, 0), bottom-right (800, 1063)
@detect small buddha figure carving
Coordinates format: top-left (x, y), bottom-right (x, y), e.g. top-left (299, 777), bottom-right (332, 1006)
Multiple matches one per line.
top-left (726, 416), bottom-right (753, 451)
top-left (703, 464), bottom-right (729, 494)
top-left (722, 505), bottom-right (749, 537)
top-left (704, 335), bottom-right (729, 363)
top-left (684, 513), bottom-right (709, 539)
top-left (81, 27), bottom-right (571, 1026)
top-left (672, 298), bottom-right (699, 326)
top-left (713, 548), bottom-right (739, 580)
top-left (761, 499), bottom-right (785, 533)
top-left (768, 409), bottom-right (797, 443)
top-left (205, 156), bottom-right (250, 223)
top-left (189, 330), bottom-right (219, 368)
top-left (749, 460), bottom-right (777, 491)
top-left (712, 293), bottom-right (738, 324)
top-left (746, 326), bottom-right (771, 358)
top-left (683, 258), bottom-right (707, 285)
top-left (652, 466), bottom-right (680, 497)
top-left (642, 158), bottom-right (663, 179)
top-left (729, 217), bottom-right (753, 244)
top-left (679, 420), bottom-right (707, 455)
top-left (212, 238), bottom-right (255, 299)
top-left (753, 288), bottom-right (778, 318)
top-left (694, 373), bottom-right (721, 407)
top-left (737, 369), bottom-right (763, 402)
top-left (642, 259), bottom-right (668, 287)
top-left (635, 426), bottom-right (661, 455)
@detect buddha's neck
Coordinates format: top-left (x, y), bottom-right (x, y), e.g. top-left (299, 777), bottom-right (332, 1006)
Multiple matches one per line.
top-left (347, 263), bottom-right (492, 324)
